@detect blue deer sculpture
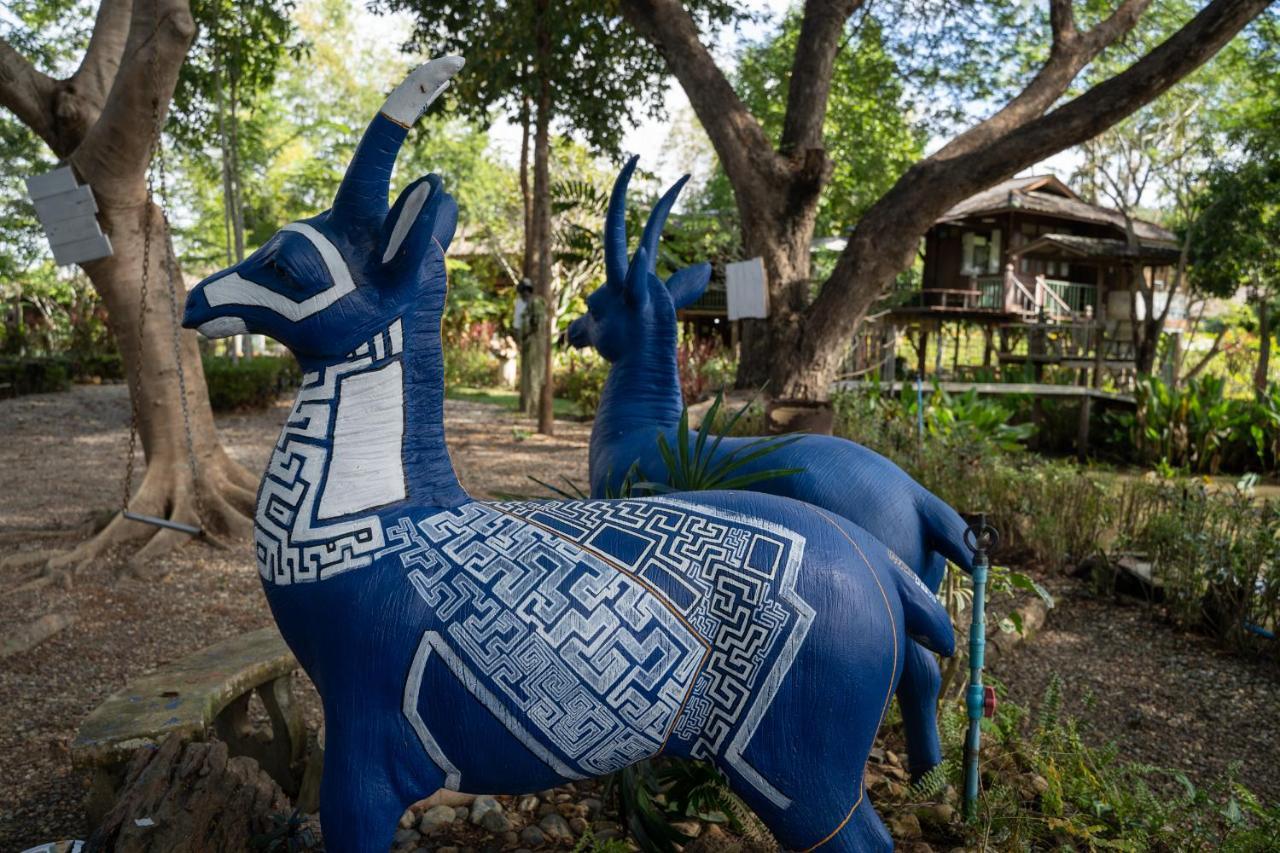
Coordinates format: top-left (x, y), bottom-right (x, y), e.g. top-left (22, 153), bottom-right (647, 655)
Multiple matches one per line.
top-left (567, 157), bottom-right (974, 782)
top-left (183, 58), bottom-right (954, 853)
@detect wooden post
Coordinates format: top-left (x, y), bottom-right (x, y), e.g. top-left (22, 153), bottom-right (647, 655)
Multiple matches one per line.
top-left (917, 325), bottom-right (929, 378)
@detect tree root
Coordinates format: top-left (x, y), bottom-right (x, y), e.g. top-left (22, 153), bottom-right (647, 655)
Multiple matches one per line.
top-left (7, 451), bottom-right (257, 589)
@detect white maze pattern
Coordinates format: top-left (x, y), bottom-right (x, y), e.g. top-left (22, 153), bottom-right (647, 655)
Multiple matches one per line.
top-left (386, 497), bottom-right (814, 807)
top-left (254, 321), bottom-right (403, 584)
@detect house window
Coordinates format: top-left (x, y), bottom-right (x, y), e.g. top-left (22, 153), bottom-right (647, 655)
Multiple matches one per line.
top-left (962, 230), bottom-right (1002, 275)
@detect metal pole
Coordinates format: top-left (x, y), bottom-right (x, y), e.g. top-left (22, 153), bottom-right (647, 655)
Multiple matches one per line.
top-left (962, 514), bottom-right (999, 821)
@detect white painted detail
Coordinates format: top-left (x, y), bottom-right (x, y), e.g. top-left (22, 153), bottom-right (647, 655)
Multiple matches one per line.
top-left (389, 319), bottom-right (403, 354)
top-left (380, 56), bottom-right (465, 128)
top-left (203, 222), bottom-right (355, 321)
top-left (404, 631), bottom-right (464, 789)
top-left (383, 180), bottom-right (433, 262)
top-left (317, 360), bottom-right (406, 519)
top-left (198, 316), bottom-right (249, 338)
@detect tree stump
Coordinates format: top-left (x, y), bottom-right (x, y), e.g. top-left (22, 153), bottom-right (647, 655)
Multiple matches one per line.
top-left (86, 735), bottom-right (289, 852)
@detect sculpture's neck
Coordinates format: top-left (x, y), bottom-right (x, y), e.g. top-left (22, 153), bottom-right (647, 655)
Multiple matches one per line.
top-left (288, 304), bottom-right (467, 520)
top-left (593, 333), bottom-right (684, 446)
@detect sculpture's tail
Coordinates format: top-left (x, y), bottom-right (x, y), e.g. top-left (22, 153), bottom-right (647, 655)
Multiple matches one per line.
top-left (919, 489), bottom-right (974, 574)
top-left (888, 555), bottom-right (955, 658)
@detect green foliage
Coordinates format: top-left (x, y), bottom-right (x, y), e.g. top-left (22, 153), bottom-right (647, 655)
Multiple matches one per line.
top-left (0, 356), bottom-right (70, 397)
top-left (934, 681), bottom-right (1280, 850)
top-left (1117, 475), bottom-right (1280, 653)
top-left (1109, 375), bottom-right (1280, 474)
top-left (202, 355), bottom-right (300, 412)
top-left (557, 354), bottom-right (609, 417)
top-left (646, 392), bottom-right (801, 493)
top-left (443, 336), bottom-right (503, 389)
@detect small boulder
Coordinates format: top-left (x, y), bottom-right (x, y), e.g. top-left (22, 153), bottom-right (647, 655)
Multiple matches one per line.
top-left (519, 825), bottom-right (547, 847)
top-left (539, 813), bottom-right (573, 841)
top-left (420, 804), bottom-right (459, 835)
top-left (481, 809), bottom-right (512, 833)
top-left (471, 795), bottom-right (503, 825)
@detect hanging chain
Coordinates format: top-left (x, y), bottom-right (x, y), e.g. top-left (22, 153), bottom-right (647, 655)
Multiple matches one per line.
top-left (120, 56), bottom-right (206, 534)
top-left (154, 138), bottom-right (207, 529)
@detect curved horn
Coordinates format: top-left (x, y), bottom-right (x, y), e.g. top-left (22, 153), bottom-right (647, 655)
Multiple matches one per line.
top-left (605, 155), bottom-right (639, 287)
top-left (331, 56), bottom-right (465, 227)
top-left (638, 174), bottom-right (689, 274)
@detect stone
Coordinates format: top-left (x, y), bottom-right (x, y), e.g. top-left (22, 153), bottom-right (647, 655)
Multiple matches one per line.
top-left (471, 795), bottom-right (503, 825)
top-left (438, 847), bottom-right (460, 853)
top-left (481, 810), bottom-right (512, 833)
top-left (580, 797), bottom-right (603, 819)
top-left (400, 810), bottom-right (417, 829)
top-left (539, 813), bottom-right (573, 841)
top-left (670, 820), bottom-right (701, 838)
top-left (557, 802), bottom-right (584, 819)
top-left (394, 828), bottom-right (422, 846)
top-left (537, 802), bottom-right (557, 818)
top-left (420, 804), bottom-right (459, 835)
top-left (502, 831), bottom-right (520, 847)
top-left (519, 825), bottom-right (546, 847)
top-left (916, 803), bottom-right (955, 827)
top-left (517, 796), bottom-right (539, 814)
top-left (455, 806), bottom-right (471, 822)
top-left (889, 813), bottom-right (922, 840)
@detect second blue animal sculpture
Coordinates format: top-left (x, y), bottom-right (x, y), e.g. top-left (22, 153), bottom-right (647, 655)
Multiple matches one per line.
top-left (567, 157), bottom-right (974, 781)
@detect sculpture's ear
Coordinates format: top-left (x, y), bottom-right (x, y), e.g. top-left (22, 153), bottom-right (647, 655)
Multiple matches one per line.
top-left (624, 247), bottom-right (651, 308)
top-left (666, 263), bottom-right (711, 309)
top-left (380, 174), bottom-right (457, 268)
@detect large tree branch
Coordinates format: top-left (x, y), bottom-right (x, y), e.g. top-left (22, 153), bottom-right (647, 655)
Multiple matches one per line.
top-left (777, 0), bottom-right (862, 161)
top-left (71, 0), bottom-right (134, 110)
top-left (935, 0), bottom-right (1152, 162)
top-left (791, 0), bottom-right (1269, 394)
top-left (72, 0), bottom-right (194, 197)
top-left (0, 36), bottom-right (58, 149)
top-left (620, 0), bottom-right (784, 195)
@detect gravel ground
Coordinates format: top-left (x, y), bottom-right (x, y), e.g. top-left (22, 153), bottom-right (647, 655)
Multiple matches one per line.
top-left (0, 384), bottom-right (589, 851)
top-left (2, 384), bottom-right (1278, 851)
top-left (988, 575), bottom-right (1280, 800)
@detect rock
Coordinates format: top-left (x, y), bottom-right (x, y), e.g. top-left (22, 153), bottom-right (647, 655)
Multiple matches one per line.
top-left (539, 813), bottom-right (573, 841)
top-left (1, 612), bottom-right (75, 658)
top-left (1030, 774), bottom-right (1050, 795)
top-left (916, 804), bottom-right (954, 827)
top-left (481, 810), bottom-right (512, 833)
top-left (394, 827), bottom-right (422, 846)
top-left (593, 828), bottom-right (623, 842)
top-left (518, 796), bottom-right (540, 814)
top-left (557, 801), bottom-right (585, 819)
top-left (580, 797), bottom-right (603, 819)
top-left (400, 810), bottom-right (417, 829)
top-left (471, 795), bottom-right (503, 825)
top-left (888, 814), bottom-right (922, 840)
top-left (420, 804), bottom-right (459, 834)
top-left (537, 802), bottom-right (557, 818)
top-left (438, 847), bottom-right (460, 853)
top-left (569, 817), bottom-right (589, 835)
top-left (519, 825), bottom-right (546, 847)
top-left (670, 820), bottom-right (701, 838)
top-left (455, 806), bottom-right (471, 822)
top-left (502, 831), bottom-right (520, 847)
top-left (886, 750), bottom-right (903, 768)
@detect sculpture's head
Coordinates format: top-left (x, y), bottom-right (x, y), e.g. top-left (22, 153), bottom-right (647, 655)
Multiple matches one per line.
top-left (183, 57), bottom-right (465, 362)
top-left (566, 156), bottom-right (711, 363)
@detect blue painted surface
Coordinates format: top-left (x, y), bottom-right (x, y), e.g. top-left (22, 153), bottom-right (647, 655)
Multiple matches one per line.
top-left (182, 60), bottom-right (953, 852)
top-left (567, 157), bottom-right (973, 780)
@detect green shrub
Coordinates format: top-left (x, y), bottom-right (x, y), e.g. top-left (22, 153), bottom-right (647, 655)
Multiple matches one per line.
top-left (202, 355), bottom-right (301, 412)
top-left (443, 340), bottom-right (502, 388)
top-left (1118, 476), bottom-right (1280, 653)
top-left (0, 356), bottom-right (71, 397)
top-left (68, 351), bottom-right (124, 381)
top-left (557, 354), bottom-right (609, 417)
top-left (1107, 375), bottom-right (1280, 475)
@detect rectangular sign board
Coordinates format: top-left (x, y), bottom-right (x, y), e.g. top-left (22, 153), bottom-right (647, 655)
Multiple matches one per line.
top-left (726, 257), bottom-right (768, 320)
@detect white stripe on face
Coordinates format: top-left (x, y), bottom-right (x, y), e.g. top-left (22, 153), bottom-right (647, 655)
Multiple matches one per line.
top-left (203, 222), bottom-right (355, 322)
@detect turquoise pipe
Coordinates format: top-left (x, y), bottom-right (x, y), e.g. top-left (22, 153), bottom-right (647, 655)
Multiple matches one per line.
top-left (962, 519), bottom-right (993, 820)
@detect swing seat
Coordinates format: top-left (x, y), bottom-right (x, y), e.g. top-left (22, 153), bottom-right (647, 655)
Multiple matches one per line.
top-left (123, 511), bottom-right (202, 536)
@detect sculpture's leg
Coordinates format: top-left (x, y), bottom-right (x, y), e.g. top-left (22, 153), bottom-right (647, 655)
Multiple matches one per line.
top-left (896, 639), bottom-right (944, 782)
top-left (319, 726), bottom-right (431, 853)
top-left (803, 797), bottom-right (894, 853)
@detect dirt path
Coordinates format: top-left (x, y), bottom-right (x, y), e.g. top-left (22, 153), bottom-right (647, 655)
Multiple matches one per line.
top-left (988, 575), bottom-right (1280, 800)
top-left (0, 385), bottom-right (590, 850)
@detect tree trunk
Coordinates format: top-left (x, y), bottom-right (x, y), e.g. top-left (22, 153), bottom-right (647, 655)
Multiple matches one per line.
top-left (531, 2), bottom-right (555, 436)
top-left (1256, 297), bottom-right (1272, 397)
top-left (0, 0), bottom-right (256, 578)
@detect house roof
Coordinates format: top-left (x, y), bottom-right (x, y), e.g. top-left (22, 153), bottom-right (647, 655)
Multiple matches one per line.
top-left (939, 174), bottom-right (1177, 245)
top-left (1018, 233), bottom-right (1182, 265)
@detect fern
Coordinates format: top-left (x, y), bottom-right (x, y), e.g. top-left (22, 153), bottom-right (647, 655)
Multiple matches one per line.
top-left (907, 760), bottom-right (952, 802)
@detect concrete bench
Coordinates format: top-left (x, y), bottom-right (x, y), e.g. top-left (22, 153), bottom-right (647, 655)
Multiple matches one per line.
top-left (71, 627), bottom-right (307, 825)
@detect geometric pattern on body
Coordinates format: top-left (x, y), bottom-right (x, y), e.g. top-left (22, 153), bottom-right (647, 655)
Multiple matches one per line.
top-left (385, 497), bottom-right (814, 808)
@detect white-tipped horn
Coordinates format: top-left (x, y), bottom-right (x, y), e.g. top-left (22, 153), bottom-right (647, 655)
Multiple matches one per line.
top-left (381, 56), bottom-right (466, 128)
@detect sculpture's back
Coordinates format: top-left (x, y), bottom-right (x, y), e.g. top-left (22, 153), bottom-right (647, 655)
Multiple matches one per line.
top-left (183, 58), bottom-right (954, 853)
